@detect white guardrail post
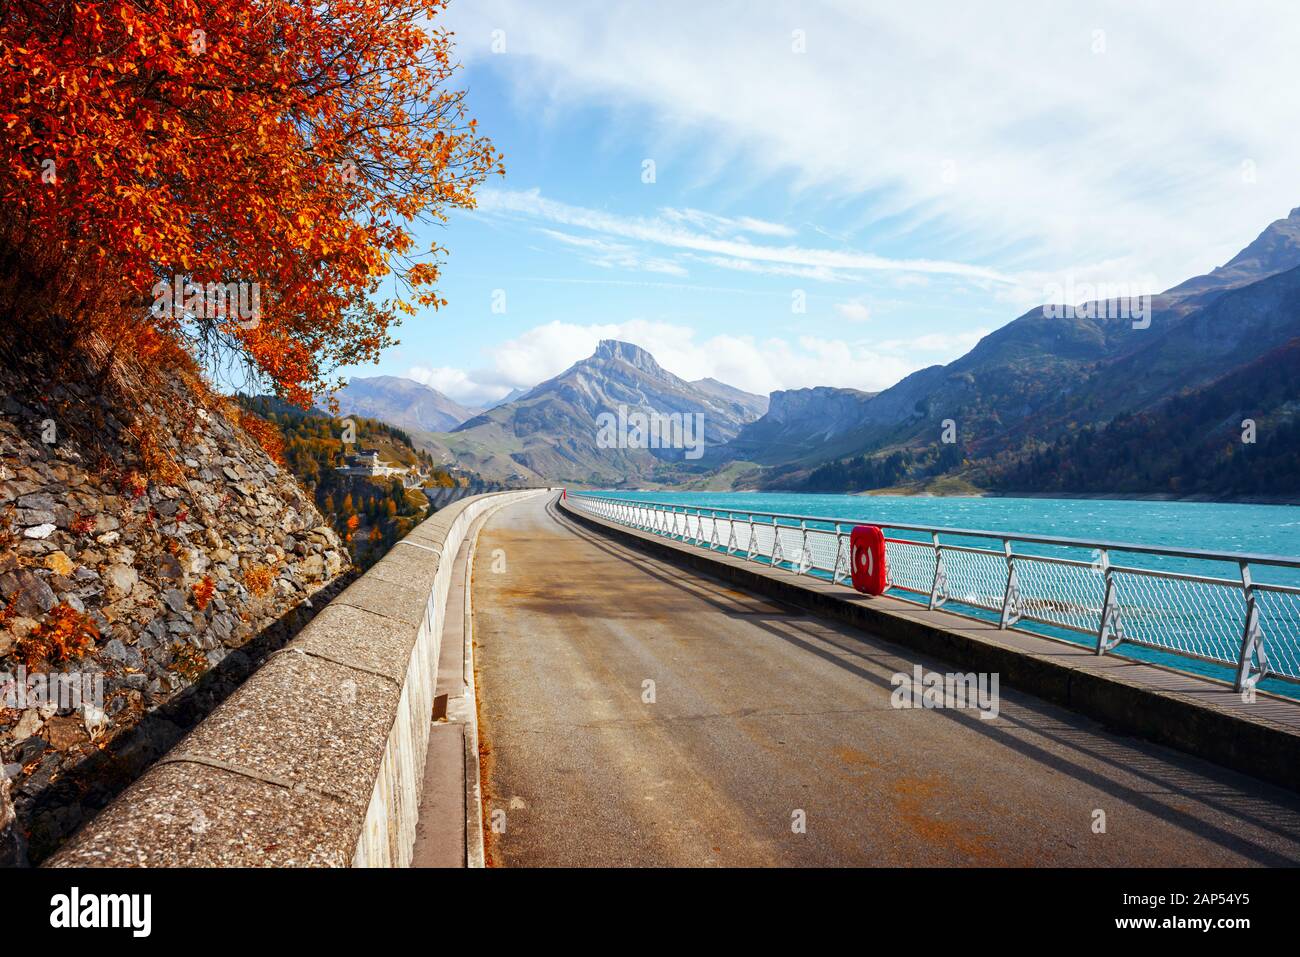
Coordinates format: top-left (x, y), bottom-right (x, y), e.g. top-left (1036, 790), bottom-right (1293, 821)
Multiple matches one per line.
top-left (1236, 561), bottom-right (1268, 693)
top-left (1095, 548), bottom-right (1124, 655)
top-left (833, 523), bottom-right (848, 585)
top-left (928, 532), bottom-right (947, 610)
top-left (999, 538), bottom-right (1021, 629)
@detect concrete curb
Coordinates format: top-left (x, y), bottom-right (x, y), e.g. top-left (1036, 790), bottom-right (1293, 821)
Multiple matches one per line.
top-left (558, 496), bottom-right (1300, 795)
top-left (48, 489), bottom-right (544, 868)
top-left (461, 516), bottom-right (487, 869)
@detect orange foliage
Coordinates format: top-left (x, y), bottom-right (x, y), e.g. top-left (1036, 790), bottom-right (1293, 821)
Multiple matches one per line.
top-left (69, 514), bottom-right (97, 536)
top-left (0, 505), bottom-right (15, 551)
top-left (239, 409), bottom-right (286, 466)
top-left (132, 426), bottom-right (184, 486)
top-left (243, 564), bottom-right (274, 597)
top-left (167, 641), bottom-right (208, 684)
top-left (0, 0), bottom-right (503, 406)
top-left (122, 470), bottom-right (148, 500)
top-left (193, 576), bottom-right (216, 611)
top-left (15, 603), bottom-right (100, 669)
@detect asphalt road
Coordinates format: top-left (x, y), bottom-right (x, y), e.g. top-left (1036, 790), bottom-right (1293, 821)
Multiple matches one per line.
top-left (471, 494), bottom-right (1300, 867)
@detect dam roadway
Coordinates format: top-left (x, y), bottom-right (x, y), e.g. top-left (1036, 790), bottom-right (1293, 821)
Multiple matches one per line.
top-left (468, 494), bottom-right (1300, 867)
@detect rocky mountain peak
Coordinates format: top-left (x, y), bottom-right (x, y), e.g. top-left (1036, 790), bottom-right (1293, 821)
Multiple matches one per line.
top-left (435, 341), bottom-right (767, 482)
top-left (1166, 204), bottom-right (1300, 298)
top-left (591, 339), bottom-right (668, 377)
top-left (1232, 206), bottom-right (1300, 267)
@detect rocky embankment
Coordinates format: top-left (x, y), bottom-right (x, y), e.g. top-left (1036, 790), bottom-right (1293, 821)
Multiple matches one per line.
top-left (0, 361), bottom-right (349, 864)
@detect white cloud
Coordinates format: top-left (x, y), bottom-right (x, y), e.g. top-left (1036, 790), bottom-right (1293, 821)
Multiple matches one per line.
top-left (476, 187), bottom-right (1016, 283)
top-left (412, 320), bottom-right (929, 406)
top-left (835, 300), bottom-right (872, 323)
top-left (536, 228), bottom-right (688, 276)
top-left (690, 254), bottom-right (850, 282)
top-left (405, 366), bottom-right (507, 408)
top-left (659, 207), bottom-right (796, 238)
top-left (447, 1), bottom-right (1300, 285)
top-left (876, 329), bottom-right (992, 355)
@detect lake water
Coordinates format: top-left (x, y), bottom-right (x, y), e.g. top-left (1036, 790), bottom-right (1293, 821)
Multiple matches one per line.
top-left (582, 490), bottom-right (1300, 698)
top-left (587, 491), bottom-right (1300, 563)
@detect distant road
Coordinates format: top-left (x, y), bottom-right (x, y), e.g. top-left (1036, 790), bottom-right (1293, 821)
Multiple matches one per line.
top-left (471, 495), bottom-right (1300, 867)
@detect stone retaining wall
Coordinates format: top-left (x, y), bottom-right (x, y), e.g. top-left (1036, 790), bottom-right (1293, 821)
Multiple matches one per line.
top-left (48, 489), bottom-right (542, 867)
top-left (0, 362), bottom-right (350, 864)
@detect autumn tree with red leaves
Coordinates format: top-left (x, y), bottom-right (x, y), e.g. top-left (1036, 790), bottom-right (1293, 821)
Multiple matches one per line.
top-left (0, 0), bottom-right (502, 406)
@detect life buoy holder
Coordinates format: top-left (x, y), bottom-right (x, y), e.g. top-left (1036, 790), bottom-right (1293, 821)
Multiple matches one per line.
top-left (850, 525), bottom-right (888, 595)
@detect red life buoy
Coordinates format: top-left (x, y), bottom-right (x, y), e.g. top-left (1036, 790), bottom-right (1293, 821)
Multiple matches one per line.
top-left (850, 525), bottom-right (888, 595)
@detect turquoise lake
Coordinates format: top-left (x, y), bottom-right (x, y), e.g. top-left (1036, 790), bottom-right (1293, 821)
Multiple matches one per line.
top-left (581, 490), bottom-right (1300, 697)
top-left (584, 491), bottom-right (1300, 563)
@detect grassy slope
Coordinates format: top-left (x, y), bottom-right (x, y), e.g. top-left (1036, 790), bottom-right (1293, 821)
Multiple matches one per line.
top-left (861, 475), bottom-right (988, 497)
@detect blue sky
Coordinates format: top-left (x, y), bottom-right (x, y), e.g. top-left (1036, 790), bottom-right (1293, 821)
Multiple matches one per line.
top-left (339, 0), bottom-right (1300, 408)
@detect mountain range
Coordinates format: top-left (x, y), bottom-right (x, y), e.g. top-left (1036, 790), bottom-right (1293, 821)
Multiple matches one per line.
top-left (322, 375), bottom-right (481, 434)
top-left (341, 205), bottom-right (1300, 497)
top-left (746, 206), bottom-right (1300, 495)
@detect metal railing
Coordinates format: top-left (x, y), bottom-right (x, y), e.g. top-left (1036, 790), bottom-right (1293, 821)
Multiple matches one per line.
top-left (566, 493), bottom-right (1300, 693)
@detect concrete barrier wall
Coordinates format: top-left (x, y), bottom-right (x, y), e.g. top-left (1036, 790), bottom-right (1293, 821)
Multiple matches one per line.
top-left (48, 489), bottom-right (543, 868)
